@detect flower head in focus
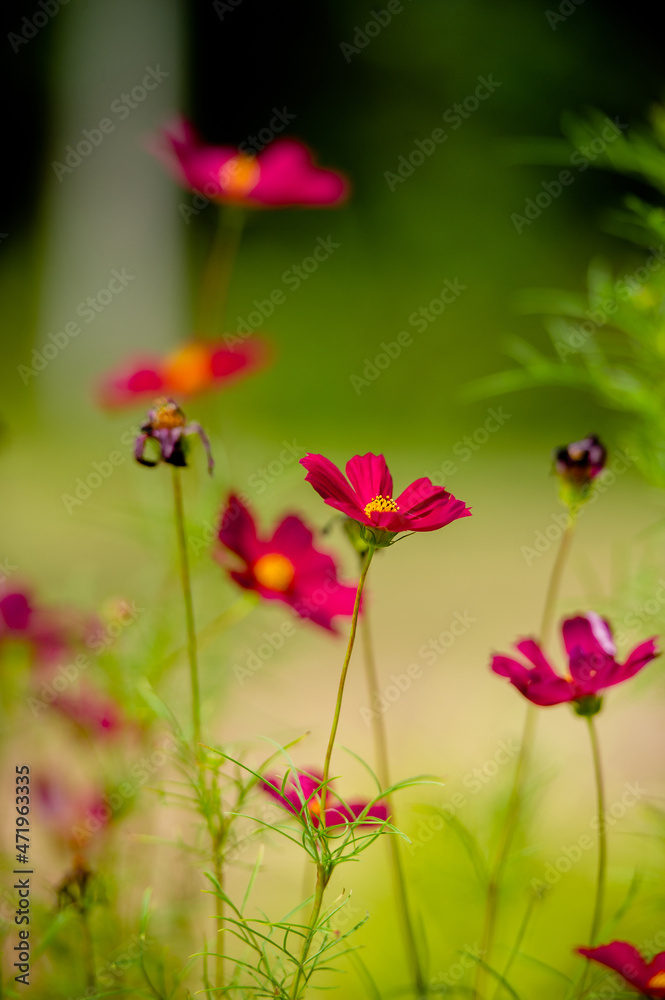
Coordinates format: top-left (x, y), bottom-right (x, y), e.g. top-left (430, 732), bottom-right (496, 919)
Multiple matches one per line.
top-left (554, 434), bottom-right (607, 506)
top-left (300, 452), bottom-right (471, 547)
top-left (134, 399), bottom-right (214, 474)
top-left (216, 495), bottom-right (357, 631)
top-left (98, 337), bottom-right (269, 408)
top-left (149, 117), bottom-right (349, 208)
top-left (261, 769), bottom-right (388, 829)
top-left (576, 941), bottom-right (665, 997)
top-left (491, 612), bottom-right (658, 714)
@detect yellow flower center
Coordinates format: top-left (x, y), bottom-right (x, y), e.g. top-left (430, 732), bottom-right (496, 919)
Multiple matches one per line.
top-left (151, 399), bottom-right (186, 429)
top-left (648, 972), bottom-right (665, 989)
top-left (363, 494), bottom-right (399, 517)
top-left (163, 343), bottom-right (211, 394)
top-left (308, 799), bottom-right (321, 819)
top-left (220, 154), bottom-right (261, 197)
top-left (253, 553), bottom-right (296, 592)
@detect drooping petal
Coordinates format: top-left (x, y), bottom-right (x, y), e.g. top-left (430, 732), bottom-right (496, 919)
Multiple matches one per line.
top-left (186, 421), bottom-right (215, 475)
top-left (134, 432), bottom-right (157, 467)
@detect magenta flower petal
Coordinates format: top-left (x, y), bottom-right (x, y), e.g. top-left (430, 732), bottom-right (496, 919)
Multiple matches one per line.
top-left (345, 453), bottom-right (393, 503)
top-left (300, 452), bottom-right (471, 540)
top-left (492, 615), bottom-right (659, 708)
top-left (216, 496), bottom-right (357, 631)
top-left (577, 941), bottom-right (665, 997)
top-left (1, 592), bottom-right (32, 632)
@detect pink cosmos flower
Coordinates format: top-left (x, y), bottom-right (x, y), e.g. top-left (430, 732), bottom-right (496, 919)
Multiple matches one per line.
top-left (216, 496), bottom-right (357, 631)
top-left (491, 613), bottom-right (658, 709)
top-left (577, 942), bottom-right (665, 997)
top-left (34, 776), bottom-right (111, 852)
top-left (149, 117), bottom-right (349, 208)
top-left (261, 769), bottom-right (388, 829)
top-left (53, 683), bottom-right (126, 739)
top-left (98, 337), bottom-right (269, 408)
top-left (1, 585), bottom-right (91, 668)
top-left (300, 452), bottom-right (471, 543)
top-left (134, 399), bottom-right (214, 474)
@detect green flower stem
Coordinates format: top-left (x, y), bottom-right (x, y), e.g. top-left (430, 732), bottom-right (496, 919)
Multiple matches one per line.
top-left (291, 864), bottom-right (331, 1000)
top-left (214, 847), bottom-right (225, 991)
top-left (361, 600), bottom-right (427, 999)
top-left (320, 547), bottom-right (374, 816)
top-left (80, 905), bottom-right (96, 992)
top-left (492, 892), bottom-right (538, 1000)
top-left (199, 205), bottom-right (246, 336)
top-left (578, 715), bottom-right (607, 998)
top-left (171, 466), bottom-right (202, 751)
top-left (291, 548), bottom-right (374, 1000)
top-left (474, 514), bottom-right (576, 1000)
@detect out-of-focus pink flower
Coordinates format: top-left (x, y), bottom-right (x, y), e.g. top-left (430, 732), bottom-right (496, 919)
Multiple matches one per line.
top-left (216, 495), bottom-right (357, 631)
top-left (261, 769), bottom-right (388, 829)
top-left (491, 613), bottom-right (658, 710)
top-left (53, 683), bottom-right (126, 739)
top-left (98, 337), bottom-right (269, 408)
top-left (576, 941), bottom-right (665, 997)
top-left (0, 585), bottom-right (92, 669)
top-left (301, 452), bottom-right (471, 546)
top-left (149, 116), bottom-right (349, 208)
top-left (34, 776), bottom-right (112, 852)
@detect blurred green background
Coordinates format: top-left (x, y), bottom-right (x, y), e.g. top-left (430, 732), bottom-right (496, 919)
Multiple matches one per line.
top-left (2, 1), bottom-right (665, 997)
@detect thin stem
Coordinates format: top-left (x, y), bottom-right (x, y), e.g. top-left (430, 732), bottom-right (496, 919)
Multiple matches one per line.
top-left (199, 205), bottom-right (246, 336)
top-left (320, 547), bottom-right (375, 816)
top-left (80, 906), bottom-right (96, 991)
top-left (474, 514), bottom-right (576, 1000)
top-left (171, 465), bottom-right (202, 751)
top-left (492, 892), bottom-right (537, 1000)
top-left (214, 848), bottom-right (225, 991)
top-left (361, 600), bottom-right (427, 998)
top-left (291, 864), bottom-right (330, 1000)
top-left (578, 716), bottom-right (606, 998)
top-left (290, 549), bottom-right (374, 1000)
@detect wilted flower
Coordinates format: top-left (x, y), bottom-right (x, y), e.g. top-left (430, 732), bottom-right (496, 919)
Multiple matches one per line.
top-left (149, 117), bottom-right (349, 208)
top-left (491, 612), bottom-right (658, 713)
top-left (216, 496), bottom-right (357, 631)
top-left (554, 434), bottom-right (607, 505)
top-left (300, 452), bottom-right (471, 547)
top-left (576, 941), bottom-right (665, 997)
top-left (134, 399), bottom-right (214, 474)
top-left (98, 337), bottom-right (269, 407)
top-left (261, 769), bottom-right (388, 829)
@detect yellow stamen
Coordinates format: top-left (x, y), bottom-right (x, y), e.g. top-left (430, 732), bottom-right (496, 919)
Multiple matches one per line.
top-left (151, 399), bottom-right (186, 430)
top-left (253, 553), bottom-right (296, 592)
top-left (648, 972), bottom-right (665, 989)
top-left (363, 494), bottom-right (399, 517)
top-left (220, 154), bottom-right (261, 197)
top-left (163, 343), bottom-right (211, 394)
